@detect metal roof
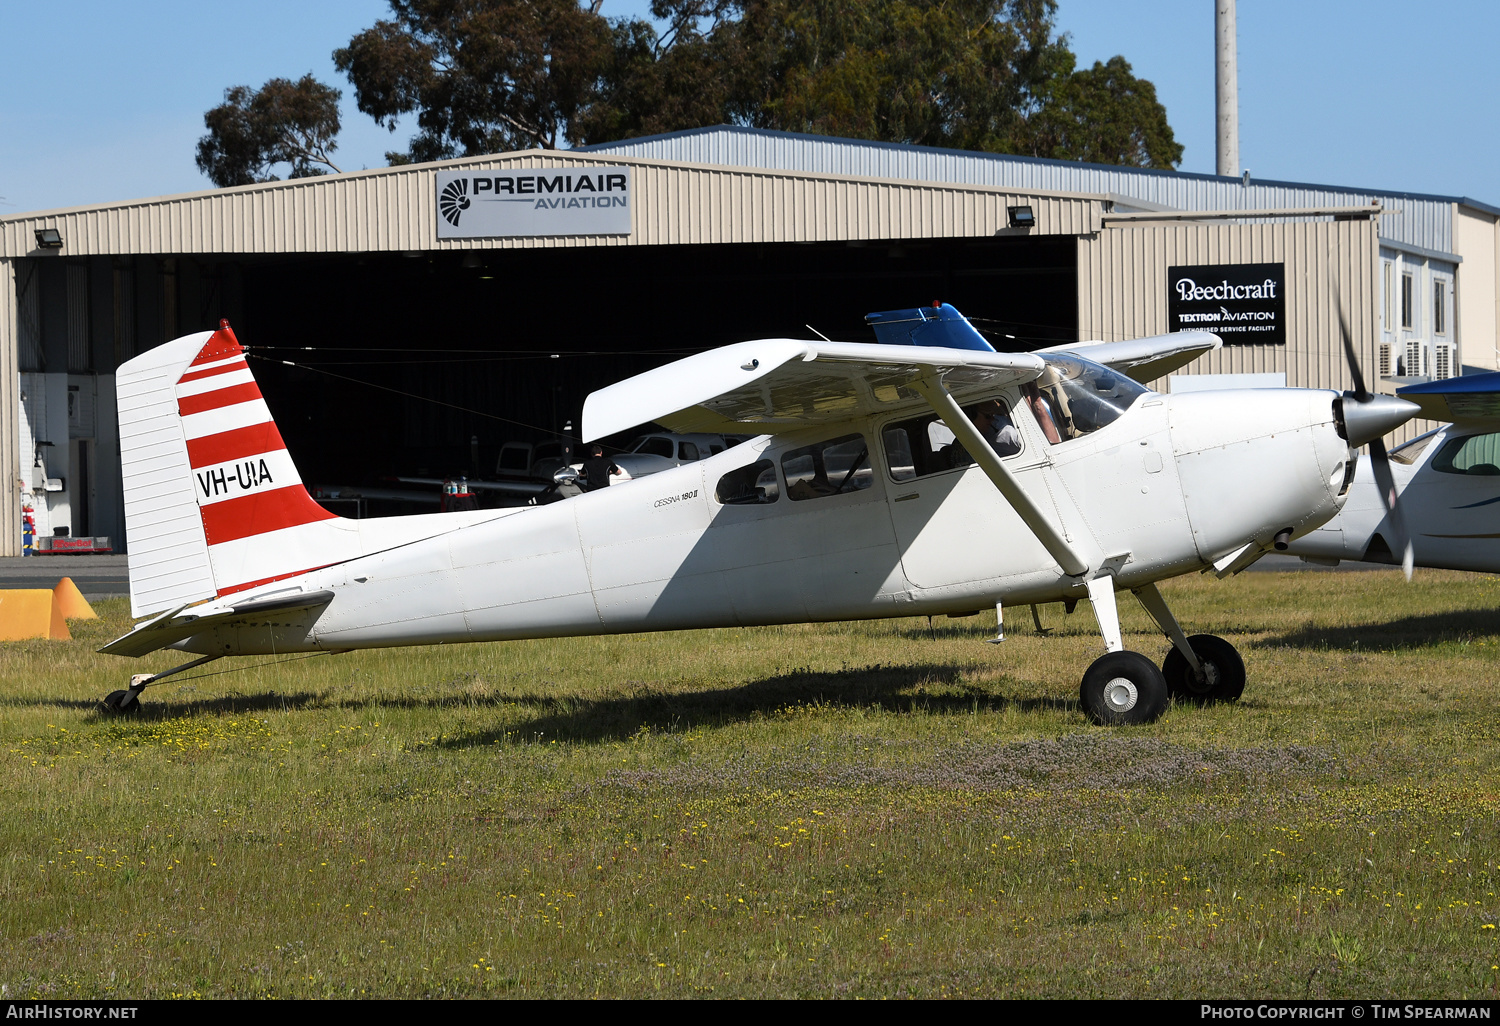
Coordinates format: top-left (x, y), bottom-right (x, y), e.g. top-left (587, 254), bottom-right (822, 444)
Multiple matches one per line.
top-left (2, 124), bottom-right (1485, 259)
top-left (582, 126), bottom-right (1494, 254)
top-left (0, 150), bottom-right (1101, 258)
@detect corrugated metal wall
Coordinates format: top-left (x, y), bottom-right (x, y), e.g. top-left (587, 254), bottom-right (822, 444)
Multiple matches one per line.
top-left (0, 154), bottom-right (1098, 258)
top-left (1080, 217), bottom-right (1378, 389)
top-left (585, 127), bottom-right (1458, 253)
top-left (1078, 215), bottom-right (1427, 442)
top-left (0, 260), bottom-right (20, 555)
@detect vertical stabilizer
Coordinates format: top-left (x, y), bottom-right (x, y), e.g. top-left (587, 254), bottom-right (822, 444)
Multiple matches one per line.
top-left (118, 329), bottom-right (219, 617)
top-left (118, 321), bottom-right (340, 616)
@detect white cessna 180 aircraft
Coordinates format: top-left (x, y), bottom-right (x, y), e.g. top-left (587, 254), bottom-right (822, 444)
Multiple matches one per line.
top-left (100, 305), bottom-right (1418, 725)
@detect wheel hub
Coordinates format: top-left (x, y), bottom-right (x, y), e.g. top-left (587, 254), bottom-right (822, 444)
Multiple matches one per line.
top-left (1186, 659), bottom-right (1221, 694)
top-left (1103, 677), bottom-right (1138, 712)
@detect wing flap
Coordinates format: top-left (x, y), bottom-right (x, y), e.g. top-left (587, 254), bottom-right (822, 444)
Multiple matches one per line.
top-left (582, 339), bottom-right (1045, 440)
top-left (99, 591), bottom-right (335, 658)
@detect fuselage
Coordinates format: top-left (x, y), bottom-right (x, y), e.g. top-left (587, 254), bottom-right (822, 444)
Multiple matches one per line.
top-left (1286, 424), bottom-right (1500, 572)
top-left (174, 383), bottom-right (1353, 656)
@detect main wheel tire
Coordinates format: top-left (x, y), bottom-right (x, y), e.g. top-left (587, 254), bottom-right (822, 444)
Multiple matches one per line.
top-left (1080, 651), bottom-right (1169, 726)
top-left (1162, 634), bottom-right (1246, 704)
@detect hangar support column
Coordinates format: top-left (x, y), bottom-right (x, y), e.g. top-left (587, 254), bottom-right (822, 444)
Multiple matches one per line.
top-left (0, 259), bottom-right (21, 555)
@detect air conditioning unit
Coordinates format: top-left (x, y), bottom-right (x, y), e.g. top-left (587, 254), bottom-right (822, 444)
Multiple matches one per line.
top-left (1378, 343), bottom-right (1391, 377)
top-left (1434, 343), bottom-right (1453, 380)
top-left (1406, 339), bottom-right (1426, 377)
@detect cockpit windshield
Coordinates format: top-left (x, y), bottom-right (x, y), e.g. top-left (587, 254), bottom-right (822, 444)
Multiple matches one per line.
top-left (1021, 357), bottom-right (1150, 443)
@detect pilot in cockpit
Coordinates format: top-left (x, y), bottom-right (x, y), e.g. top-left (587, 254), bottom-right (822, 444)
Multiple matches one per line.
top-left (1021, 380), bottom-right (1064, 444)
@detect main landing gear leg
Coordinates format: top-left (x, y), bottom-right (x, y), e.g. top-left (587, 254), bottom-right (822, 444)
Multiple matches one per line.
top-left (100, 655), bottom-right (221, 715)
top-left (1079, 576), bottom-right (1168, 725)
top-left (1029, 604), bottom-right (1051, 635)
top-left (1132, 582), bottom-right (1245, 705)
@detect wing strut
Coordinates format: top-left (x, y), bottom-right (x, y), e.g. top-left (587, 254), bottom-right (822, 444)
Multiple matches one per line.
top-left (910, 373), bottom-right (1090, 578)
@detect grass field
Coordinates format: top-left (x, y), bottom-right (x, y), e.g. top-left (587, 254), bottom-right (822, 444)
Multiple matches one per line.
top-left (2, 569), bottom-right (1498, 999)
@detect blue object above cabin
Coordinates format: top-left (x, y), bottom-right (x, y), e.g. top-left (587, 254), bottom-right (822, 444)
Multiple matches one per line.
top-left (864, 303), bottom-right (995, 352)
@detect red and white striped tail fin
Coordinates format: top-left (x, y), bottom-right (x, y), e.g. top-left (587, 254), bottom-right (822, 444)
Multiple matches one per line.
top-left (119, 321), bottom-right (345, 616)
top-left (177, 322), bottom-right (342, 598)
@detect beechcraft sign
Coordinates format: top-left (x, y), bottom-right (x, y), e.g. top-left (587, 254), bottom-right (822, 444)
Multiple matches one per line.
top-left (434, 167), bottom-right (632, 239)
top-left (1167, 262), bottom-right (1286, 346)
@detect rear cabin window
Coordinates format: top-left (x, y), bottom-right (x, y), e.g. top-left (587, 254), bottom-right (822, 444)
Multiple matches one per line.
top-left (1431, 432), bottom-right (1500, 475)
top-left (631, 436), bottom-right (675, 458)
top-left (781, 434), bottom-right (872, 500)
top-left (715, 459), bottom-right (779, 504)
top-left (496, 446), bottom-right (530, 472)
top-left (883, 397), bottom-right (1021, 482)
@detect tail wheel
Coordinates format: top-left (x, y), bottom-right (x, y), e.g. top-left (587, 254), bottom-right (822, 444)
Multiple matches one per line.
top-left (100, 689), bottom-right (141, 715)
top-left (1162, 634), bottom-right (1245, 704)
top-left (1080, 651), bottom-right (1169, 726)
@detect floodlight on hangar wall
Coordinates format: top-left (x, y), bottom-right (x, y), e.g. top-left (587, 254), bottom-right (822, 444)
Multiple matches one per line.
top-left (1007, 206), bottom-right (1035, 229)
top-left (34, 228), bottom-right (63, 249)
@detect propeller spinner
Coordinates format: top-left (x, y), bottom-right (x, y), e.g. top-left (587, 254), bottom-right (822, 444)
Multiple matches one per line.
top-left (1335, 310), bottom-right (1420, 579)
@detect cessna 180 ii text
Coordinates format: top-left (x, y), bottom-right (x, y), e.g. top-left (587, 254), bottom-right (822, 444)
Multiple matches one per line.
top-left (99, 305), bottom-right (1419, 725)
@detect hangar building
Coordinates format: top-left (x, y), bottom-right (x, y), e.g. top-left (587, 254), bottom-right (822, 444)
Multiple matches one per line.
top-left (1, 125), bottom-right (1495, 557)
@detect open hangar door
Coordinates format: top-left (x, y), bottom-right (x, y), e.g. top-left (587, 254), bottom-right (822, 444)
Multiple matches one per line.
top-left (232, 233), bottom-right (1077, 501)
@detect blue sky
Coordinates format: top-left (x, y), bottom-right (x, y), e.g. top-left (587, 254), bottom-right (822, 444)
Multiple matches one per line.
top-left (2, 1), bottom-right (1496, 214)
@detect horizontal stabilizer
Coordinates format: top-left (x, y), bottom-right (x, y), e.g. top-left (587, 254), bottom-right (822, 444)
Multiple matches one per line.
top-left (99, 590), bottom-right (335, 658)
top-left (864, 303), bottom-right (994, 352)
top-left (1038, 331), bottom-right (1221, 384)
top-left (1397, 371), bottom-right (1500, 423)
top-left (582, 339), bottom-right (1045, 441)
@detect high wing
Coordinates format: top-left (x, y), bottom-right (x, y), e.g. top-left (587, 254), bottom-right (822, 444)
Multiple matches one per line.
top-left (1037, 331), bottom-right (1221, 385)
top-left (580, 329), bottom-right (1086, 576)
top-left (581, 338), bottom-right (1046, 440)
top-left (1396, 370), bottom-right (1500, 425)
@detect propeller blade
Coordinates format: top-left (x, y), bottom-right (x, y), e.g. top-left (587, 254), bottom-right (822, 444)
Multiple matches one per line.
top-left (1338, 307), bottom-right (1370, 402)
top-left (1335, 295), bottom-right (1414, 577)
top-left (1367, 437), bottom-right (1414, 581)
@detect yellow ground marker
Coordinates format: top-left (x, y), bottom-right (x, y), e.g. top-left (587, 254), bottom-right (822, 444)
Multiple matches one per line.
top-left (0, 590), bottom-right (70, 641)
top-left (53, 577), bottom-right (97, 620)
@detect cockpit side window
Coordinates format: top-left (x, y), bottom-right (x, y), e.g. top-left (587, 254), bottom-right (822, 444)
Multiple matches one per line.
top-left (1390, 429), bottom-right (1440, 466)
top-left (632, 436), bottom-right (674, 458)
top-left (781, 434), bottom-right (872, 500)
top-left (1023, 357), bottom-right (1149, 443)
top-left (1430, 432), bottom-right (1500, 476)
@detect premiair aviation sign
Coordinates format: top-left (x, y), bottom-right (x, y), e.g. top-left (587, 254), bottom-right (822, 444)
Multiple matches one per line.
top-left (435, 167), bottom-right (632, 239)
